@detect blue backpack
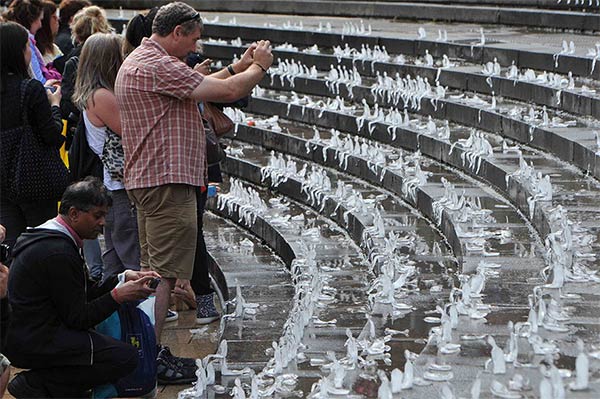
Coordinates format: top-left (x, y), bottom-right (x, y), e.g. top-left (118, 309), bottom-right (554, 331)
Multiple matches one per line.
top-left (94, 299), bottom-right (157, 398)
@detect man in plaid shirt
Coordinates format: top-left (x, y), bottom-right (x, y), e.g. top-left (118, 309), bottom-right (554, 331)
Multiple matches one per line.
top-left (115, 1), bottom-right (272, 383)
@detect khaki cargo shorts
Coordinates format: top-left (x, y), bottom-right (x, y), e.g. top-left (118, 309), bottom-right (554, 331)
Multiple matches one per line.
top-left (127, 184), bottom-right (197, 279)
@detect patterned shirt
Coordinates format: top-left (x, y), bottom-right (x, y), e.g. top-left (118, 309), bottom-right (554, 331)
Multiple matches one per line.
top-left (115, 37), bottom-right (206, 190)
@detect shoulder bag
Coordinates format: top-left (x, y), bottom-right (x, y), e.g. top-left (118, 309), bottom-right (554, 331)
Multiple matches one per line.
top-left (68, 116), bottom-right (103, 182)
top-left (203, 119), bottom-right (226, 166)
top-left (203, 102), bottom-right (234, 137)
top-left (7, 80), bottom-right (70, 202)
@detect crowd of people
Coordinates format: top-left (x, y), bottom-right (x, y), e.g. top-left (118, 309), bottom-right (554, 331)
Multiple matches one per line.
top-left (0, 0), bottom-right (273, 397)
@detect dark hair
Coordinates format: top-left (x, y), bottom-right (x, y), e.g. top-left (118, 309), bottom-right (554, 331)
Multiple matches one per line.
top-left (58, 177), bottom-right (112, 215)
top-left (125, 6), bottom-right (158, 49)
top-left (2, 0), bottom-right (43, 31)
top-left (34, 0), bottom-right (56, 55)
top-left (58, 0), bottom-right (90, 28)
top-left (0, 21), bottom-right (30, 81)
top-left (152, 2), bottom-right (202, 37)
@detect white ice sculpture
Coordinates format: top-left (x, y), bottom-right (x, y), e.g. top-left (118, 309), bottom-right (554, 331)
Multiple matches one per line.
top-left (504, 321), bottom-right (519, 363)
top-left (569, 339), bottom-right (589, 391)
top-left (470, 378), bottom-right (481, 399)
top-left (232, 280), bottom-right (259, 318)
top-left (550, 363), bottom-right (566, 399)
top-left (437, 30), bottom-right (448, 43)
top-left (449, 130), bottom-right (493, 174)
top-left (231, 378), bottom-right (246, 399)
top-left (402, 349), bottom-right (415, 389)
top-left (486, 335), bottom-right (506, 374)
top-left (377, 370), bottom-right (393, 399)
top-left (391, 368), bottom-right (404, 393)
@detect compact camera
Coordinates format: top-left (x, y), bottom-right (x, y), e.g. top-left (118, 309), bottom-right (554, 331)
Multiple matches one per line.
top-left (148, 277), bottom-right (161, 289)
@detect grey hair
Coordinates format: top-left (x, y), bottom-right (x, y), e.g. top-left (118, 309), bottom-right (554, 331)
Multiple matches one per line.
top-left (152, 2), bottom-right (202, 37)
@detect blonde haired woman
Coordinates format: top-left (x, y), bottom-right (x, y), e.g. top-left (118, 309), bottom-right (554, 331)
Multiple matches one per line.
top-left (73, 32), bottom-right (141, 280)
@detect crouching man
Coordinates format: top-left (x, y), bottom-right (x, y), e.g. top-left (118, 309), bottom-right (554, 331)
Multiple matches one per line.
top-left (6, 177), bottom-right (159, 398)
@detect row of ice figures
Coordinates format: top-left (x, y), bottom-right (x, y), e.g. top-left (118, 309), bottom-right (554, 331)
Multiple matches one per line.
top-left (416, 27), bottom-right (451, 43)
top-left (370, 72), bottom-right (447, 111)
top-left (216, 178), bottom-right (268, 227)
top-left (333, 43), bottom-right (390, 64)
top-left (328, 44), bottom-right (591, 96)
top-left (506, 155), bottom-right (553, 218)
top-left (269, 58), bottom-right (318, 88)
top-left (308, 318), bottom-right (419, 398)
top-left (181, 213), bottom-right (336, 398)
top-left (324, 64), bottom-right (363, 95)
top-left (270, 39), bottom-right (595, 95)
top-left (557, 0), bottom-right (600, 6)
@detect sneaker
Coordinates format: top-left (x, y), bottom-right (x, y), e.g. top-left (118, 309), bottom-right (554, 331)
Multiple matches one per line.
top-left (165, 309), bottom-right (179, 322)
top-left (196, 292), bottom-right (220, 324)
top-left (158, 345), bottom-right (196, 369)
top-left (8, 372), bottom-right (49, 399)
top-left (156, 356), bottom-right (196, 385)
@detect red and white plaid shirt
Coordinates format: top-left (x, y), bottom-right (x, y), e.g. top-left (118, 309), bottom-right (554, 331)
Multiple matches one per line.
top-left (115, 37), bottom-right (206, 190)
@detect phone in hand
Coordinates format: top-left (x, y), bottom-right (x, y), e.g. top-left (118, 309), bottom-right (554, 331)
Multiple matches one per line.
top-left (46, 85), bottom-right (58, 93)
top-left (148, 277), bottom-right (161, 289)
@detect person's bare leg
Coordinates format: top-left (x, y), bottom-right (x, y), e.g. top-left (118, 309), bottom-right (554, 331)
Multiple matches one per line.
top-left (0, 365), bottom-right (10, 397)
top-left (154, 277), bottom-right (176, 342)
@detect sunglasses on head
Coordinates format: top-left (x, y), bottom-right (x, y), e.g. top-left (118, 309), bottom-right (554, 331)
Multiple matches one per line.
top-left (177, 11), bottom-right (200, 26)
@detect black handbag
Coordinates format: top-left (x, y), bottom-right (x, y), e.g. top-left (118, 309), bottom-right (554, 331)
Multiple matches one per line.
top-left (68, 115), bottom-right (103, 182)
top-left (204, 118), bottom-right (226, 166)
top-left (7, 80), bottom-right (70, 202)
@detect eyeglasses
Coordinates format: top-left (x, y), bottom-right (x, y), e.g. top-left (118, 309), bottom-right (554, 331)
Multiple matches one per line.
top-left (176, 12), bottom-right (201, 26)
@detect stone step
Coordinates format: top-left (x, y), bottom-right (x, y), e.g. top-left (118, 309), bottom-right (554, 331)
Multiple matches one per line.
top-left (222, 135), bottom-right (545, 297)
top-left (203, 213), bottom-right (293, 370)
top-left (254, 67), bottom-right (600, 178)
top-left (243, 90), bottom-right (600, 304)
top-left (102, 10), bottom-right (600, 80)
top-left (218, 111), bottom-right (600, 396)
top-left (217, 149), bottom-right (540, 396)
top-left (203, 40), bottom-right (600, 120)
top-left (334, 0), bottom-right (599, 9)
top-left (206, 176), bottom-right (388, 394)
top-left (234, 96), bottom-right (600, 335)
top-left (198, 22), bottom-right (600, 79)
top-left (98, 0), bottom-right (599, 30)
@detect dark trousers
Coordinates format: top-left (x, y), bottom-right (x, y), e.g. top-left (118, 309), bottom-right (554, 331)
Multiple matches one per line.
top-left (21, 333), bottom-right (138, 398)
top-left (102, 189), bottom-right (141, 279)
top-left (190, 188), bottom-right (212, 295)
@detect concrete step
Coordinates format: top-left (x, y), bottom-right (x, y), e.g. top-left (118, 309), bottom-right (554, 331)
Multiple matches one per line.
top-left (203, 40), bottom-right (600, 118)
top-left (98, 0), bottom-right (599, 30)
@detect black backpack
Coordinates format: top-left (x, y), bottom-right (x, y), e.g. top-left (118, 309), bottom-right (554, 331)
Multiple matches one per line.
top-left (68, 116), bottom-right (102, 182)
